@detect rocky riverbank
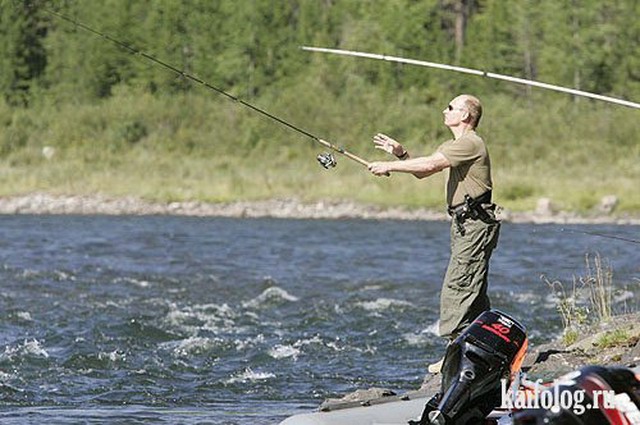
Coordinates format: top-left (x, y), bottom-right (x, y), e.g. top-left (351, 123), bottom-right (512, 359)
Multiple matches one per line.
top-left (521, 312), bottom-right (640, 381)
top-left (1, 193), bottom-right (640, 224)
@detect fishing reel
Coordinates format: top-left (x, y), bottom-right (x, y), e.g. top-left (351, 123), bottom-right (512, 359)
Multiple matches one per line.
top-left (316, 152), bottom-right (337, 169)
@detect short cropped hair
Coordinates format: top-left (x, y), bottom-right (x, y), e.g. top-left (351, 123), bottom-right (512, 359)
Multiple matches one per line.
top-left (462, 95), bottom-right (482, 128)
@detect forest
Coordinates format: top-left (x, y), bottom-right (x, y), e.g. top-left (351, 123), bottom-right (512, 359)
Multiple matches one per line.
top-left (1, 0), bottom-right (639, 212)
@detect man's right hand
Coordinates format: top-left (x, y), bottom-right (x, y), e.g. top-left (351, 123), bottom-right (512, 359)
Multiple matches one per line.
top-left (373, 133), bottom-right (406, 158)
top-left (368, 161), bottom-right (392, 177)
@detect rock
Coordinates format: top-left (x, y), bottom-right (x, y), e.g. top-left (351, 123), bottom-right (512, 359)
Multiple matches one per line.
top-left (535, 198), bottom-right (555, 216)
top-left (622, 339), bottom-right (640, 367)
top-left (319, 387), bottom-right (397, 411)
top-left (598, 195), bottom-right (618, 214)
top-left (42, 146), bottom-right (56, 160)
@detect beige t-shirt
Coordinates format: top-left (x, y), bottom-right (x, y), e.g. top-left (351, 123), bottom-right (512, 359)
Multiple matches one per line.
top-left (437, 130), bottom-right (492, 207)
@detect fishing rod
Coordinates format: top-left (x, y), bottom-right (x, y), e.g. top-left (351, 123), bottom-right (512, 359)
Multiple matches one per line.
top-left (42, 8), bottom-right (371, 171)
top-left (301, 46), bottom-right (640, 110)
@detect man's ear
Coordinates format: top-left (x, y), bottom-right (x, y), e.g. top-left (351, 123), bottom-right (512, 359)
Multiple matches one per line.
top-left (461, 110), bottom-right (471, 123)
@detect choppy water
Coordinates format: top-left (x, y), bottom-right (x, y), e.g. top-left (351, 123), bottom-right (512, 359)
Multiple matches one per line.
top-left (0, 215), bottom-right (638, 424)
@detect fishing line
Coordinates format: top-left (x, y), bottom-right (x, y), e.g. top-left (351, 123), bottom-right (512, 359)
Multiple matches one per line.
top-left (41, 7), bottom-right (371, 170)
top-left (560, 228), bottom-right (640, 245)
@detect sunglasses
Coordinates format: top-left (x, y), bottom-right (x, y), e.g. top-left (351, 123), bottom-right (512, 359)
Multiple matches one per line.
top-left (447, 104), bottom-right (464, 111)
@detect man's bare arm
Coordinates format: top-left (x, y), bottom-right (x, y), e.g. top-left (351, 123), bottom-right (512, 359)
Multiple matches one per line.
top-left (368, 152), bottom-right (451, 178)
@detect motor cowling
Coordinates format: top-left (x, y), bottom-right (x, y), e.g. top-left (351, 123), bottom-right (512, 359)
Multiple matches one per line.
top-left (511, 365), bottom-right (640, 425)
top-left (414, 309), bottom-right (528, 425)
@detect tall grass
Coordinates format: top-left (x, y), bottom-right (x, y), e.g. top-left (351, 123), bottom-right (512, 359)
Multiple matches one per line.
top-left (584, 254), bottom-right (613, 322)
top-left (543, 253), bottom-right (628, 345)
top-left (1, 83), bottom-right (638, 212)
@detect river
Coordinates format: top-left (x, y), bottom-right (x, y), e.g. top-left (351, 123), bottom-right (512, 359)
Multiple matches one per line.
top-left (0, 215), bottom-right (637, 423)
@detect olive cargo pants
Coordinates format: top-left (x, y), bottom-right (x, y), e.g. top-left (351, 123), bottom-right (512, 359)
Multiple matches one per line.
top-left (438, 216), bottom-right (501, 338)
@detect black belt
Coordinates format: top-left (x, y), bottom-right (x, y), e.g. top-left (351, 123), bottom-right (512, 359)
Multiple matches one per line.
top-left (447, 191), bottom-right (496, 236)
top-left (447, 191), bottom-right (492, 216)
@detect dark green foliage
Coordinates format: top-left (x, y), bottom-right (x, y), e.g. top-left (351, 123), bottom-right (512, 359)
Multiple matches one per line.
top-left (0, 113), bottom-right (29, 155)
top-left (0, 0), bottom-right (48, 106)
top-left (116, 120), bottom-right (147, 144)
top-left (1, 0), bottom-right (638, 105)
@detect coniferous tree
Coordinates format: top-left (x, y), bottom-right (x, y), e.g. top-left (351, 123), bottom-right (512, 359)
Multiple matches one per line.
top-left (0, 0), bottom-right (47, 106)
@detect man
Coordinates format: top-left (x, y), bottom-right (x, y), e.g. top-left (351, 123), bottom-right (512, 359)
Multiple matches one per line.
top-left (368, 94), bottom-right (500, 374)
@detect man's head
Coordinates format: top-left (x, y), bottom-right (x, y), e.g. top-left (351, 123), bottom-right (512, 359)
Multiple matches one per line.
top-left (443, 94), bottom-right (482, 129)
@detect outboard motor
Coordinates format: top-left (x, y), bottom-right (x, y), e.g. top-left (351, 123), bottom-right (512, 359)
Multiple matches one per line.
top-left (413, 309), bottom-right (528, 425)
top-left (512, 365), bottom-right (640, 425)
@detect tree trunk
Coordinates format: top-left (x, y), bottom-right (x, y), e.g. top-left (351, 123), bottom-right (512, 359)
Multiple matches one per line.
top-left (454, 0), bottom-right (466, 64)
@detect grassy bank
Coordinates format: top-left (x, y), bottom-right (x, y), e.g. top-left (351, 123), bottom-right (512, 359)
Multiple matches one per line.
top-left (1, 80), bottom-right (638, 213)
